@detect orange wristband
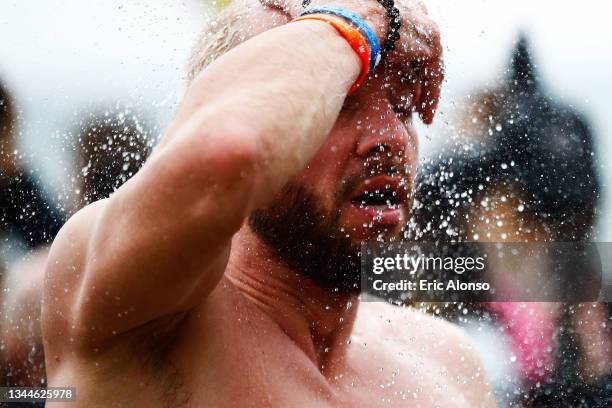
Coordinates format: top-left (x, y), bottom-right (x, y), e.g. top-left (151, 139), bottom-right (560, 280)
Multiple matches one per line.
top-left (293, 14), bottom-right (371, 93)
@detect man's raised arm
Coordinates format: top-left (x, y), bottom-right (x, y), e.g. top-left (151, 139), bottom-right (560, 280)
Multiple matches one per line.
top-left (43, 1), bottom-right (380, 347)
top-left (43, 0), bottom-right (441, 348)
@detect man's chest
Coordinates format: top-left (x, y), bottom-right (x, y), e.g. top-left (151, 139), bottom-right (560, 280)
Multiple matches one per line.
top-left (171, 347), bottom-right (470, 408)
top-left (61, 303), bottom-right (476, 408)
top-left (165, 317), bottom-right (470, 408)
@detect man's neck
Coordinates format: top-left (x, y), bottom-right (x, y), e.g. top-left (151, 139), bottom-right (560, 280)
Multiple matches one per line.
top-left (226, 227), bottom-right (359, 373)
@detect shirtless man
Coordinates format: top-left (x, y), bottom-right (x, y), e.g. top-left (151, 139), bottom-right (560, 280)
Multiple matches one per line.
top-left (42, 0), bottom-right (495, 406)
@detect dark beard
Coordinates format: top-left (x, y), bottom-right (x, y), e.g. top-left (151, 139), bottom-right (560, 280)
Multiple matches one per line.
top-left (248, 183), bottom-right (361, 295)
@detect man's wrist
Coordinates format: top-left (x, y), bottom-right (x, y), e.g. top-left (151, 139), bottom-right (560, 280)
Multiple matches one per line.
top-left (298, 0), bottom-right (387, 43)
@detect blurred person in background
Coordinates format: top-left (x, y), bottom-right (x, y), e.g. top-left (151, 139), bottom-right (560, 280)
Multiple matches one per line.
top-left (70, 109), bottom-right (153, 208)
top-left (411, 35), bottom-right (610, 406)
top-left (1, 108), bottom-right (151, 393)
top-left (0, 78), bottom-right (64, 250)
top-left (1, 77), bottom-right (64, 397)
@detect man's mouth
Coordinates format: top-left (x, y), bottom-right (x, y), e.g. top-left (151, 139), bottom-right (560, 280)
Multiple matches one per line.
top-left (348, 175), bottom-right (408, 226)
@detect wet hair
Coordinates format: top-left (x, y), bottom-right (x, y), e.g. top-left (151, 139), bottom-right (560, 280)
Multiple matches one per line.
top-left (412, 34), bottom-right (601, 242)
top-left (0, 79), bottom-right (14, 144)
top-left (73, 110), bottom-right (153, 204)
top-left (186, 2), bottom-right (248, 83)
top-left (186, 1), bottom-right (291, 84)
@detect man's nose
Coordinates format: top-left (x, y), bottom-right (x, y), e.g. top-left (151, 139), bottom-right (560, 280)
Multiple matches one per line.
top-left (355, 98), bottom-right (413, 159)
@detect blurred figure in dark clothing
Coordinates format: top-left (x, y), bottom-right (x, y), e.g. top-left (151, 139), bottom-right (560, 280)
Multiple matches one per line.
top-left (412, 34), bottom-right (600, 243)
top-left (0, 79), bottom-right (64, 249)
top-left (411, 35), bottom-right (610, 407)
top-left (1, 77), bottom-right (63, 408)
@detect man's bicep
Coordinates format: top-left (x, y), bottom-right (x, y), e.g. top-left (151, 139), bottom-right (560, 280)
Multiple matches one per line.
top-left (43, 200), bottom-right (229, 352)
top-left (43, 123), bottom-right (258, 348)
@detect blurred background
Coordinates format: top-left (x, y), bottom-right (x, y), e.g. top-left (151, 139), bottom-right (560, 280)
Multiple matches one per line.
top-left (1, 0), bottom-right (610, 406)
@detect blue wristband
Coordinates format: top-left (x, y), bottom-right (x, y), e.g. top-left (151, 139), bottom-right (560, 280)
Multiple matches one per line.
top-left (301, 6), bottom-right (381, 72)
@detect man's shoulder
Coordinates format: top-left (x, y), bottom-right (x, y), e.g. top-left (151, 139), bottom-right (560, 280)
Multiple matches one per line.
top-left (47, 200), bottom-right (107, 266)
top-left (42, 200), bottom-right (108, 345)
top-left (356, 301), bottom-right (470, 346)
top-left (43, 200), bottom-right (106, 287)
top-left (354, 302), bottom-right (496, 406)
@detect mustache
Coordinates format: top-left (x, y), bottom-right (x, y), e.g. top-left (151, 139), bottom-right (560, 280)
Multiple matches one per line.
top-left (336, 161), bottom-right (414, 203)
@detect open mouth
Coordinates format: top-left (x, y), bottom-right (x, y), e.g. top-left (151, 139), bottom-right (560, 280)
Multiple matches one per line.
top-left (351, 187), bottom-right (402, 209)
top-left (348, 175), bottom-right (407, 226)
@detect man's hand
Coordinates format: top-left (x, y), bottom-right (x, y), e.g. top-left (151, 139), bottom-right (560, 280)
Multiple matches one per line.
top-left (389, 0), bottom-right (443, 124)
top-left (260, 0), bottom-right (443, 123)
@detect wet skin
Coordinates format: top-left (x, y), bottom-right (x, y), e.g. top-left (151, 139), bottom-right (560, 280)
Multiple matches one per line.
top-left (47, 279), bottom-right (490, 407)
top-left (42, 1), bottom-right (495, 406)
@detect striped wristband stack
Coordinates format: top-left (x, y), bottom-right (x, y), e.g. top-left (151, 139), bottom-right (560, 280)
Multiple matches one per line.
top-left (301, 0), bottom-right (401, 59)
top-left (293, 5), bottom-right (386, 92)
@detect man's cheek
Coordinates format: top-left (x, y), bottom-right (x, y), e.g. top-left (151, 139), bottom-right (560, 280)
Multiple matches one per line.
top-left (295, 157), bottom-right (346, 197)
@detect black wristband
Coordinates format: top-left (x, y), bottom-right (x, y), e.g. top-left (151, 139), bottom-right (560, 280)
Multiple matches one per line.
top-left (302, 0), bottom-right (401, 60)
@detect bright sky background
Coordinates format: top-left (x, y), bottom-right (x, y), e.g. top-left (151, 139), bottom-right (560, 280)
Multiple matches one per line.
top-left (1, 0), bottom-right (611, 238)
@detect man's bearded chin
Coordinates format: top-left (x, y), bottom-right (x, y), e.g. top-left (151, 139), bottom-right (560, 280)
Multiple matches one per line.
top-left (248, 183), bottom-right (361, 295)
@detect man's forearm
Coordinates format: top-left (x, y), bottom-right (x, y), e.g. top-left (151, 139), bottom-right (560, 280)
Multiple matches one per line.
top-left (164, 17), bottom-right (365, 208)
